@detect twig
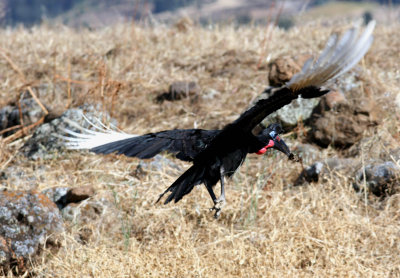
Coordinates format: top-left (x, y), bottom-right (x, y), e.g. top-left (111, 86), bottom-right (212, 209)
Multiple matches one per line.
top-left (3, 116), bottom-right (45, 144)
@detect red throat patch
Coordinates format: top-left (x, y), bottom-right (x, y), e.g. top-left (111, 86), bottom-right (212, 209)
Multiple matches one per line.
top-left (256, 140), bottom-right (275, 155)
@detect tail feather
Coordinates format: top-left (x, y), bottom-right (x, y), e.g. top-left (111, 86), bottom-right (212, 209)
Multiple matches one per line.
top-left (157, 165), bottom-right (205, 204)
top-left (61, 116), bottom-right (136, 150)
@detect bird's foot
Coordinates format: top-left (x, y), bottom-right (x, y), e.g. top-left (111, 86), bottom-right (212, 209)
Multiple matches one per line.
top-left (210, 198), bottom-right (226, 219)
top-left (210, 206), bottom-right (221, 218)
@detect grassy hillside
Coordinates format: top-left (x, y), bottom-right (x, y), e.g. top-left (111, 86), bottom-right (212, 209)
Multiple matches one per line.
top-left (0, 18), bottom-right (399, 277)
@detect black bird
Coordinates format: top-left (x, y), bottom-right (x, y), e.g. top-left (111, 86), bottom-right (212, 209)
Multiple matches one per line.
top-left (63, 21), bottom-right (375, 217)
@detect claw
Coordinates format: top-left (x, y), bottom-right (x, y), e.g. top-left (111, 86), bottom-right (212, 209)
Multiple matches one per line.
top-left (210, 205), bottom-right (222, 218)
top-left (210, 198), bottom-right (226, 218)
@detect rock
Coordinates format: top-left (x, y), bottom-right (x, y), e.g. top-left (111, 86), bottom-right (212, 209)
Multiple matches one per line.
top-left (263, 97), bottom-right (320, 129)
top-left (66, 186), bottom-right (95, 203)
top-left (0, 98), bottom-right (44, 136)
top-left (268, 54), bottom-right (312, 87)
top-left (259, 87), bottom-right (319, 129)
top-left (0, 166), bottom-right (38, 189)
top-left (155, 81), bottom-right (200, 103)
top-left (133, 154), bottom-right (181, 179)
top-left (42, 186), bottom-right (95, 210)
top-left (42, 187), bottom-right (69, 206)
top-left (290, 143), bottom-right (322, 164)
top-left (322, 90), bottom-right (347, 110)
top-left (309, 94), bottom-right (380, 148)
top-left (21, 104), bottom-right (114, 160)
top-left (295, 162), bottom-right (324, 184)
top-left (61, 194), bottom-right (115, 225)
top-left (294, 157), bottom-right (357, 186)
top-left (354, 161), bottom-right (400, 197)
top-left (0, 190), bottom-right (63, 275)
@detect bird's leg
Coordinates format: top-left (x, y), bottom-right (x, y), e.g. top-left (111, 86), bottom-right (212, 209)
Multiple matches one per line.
top-left (206, 184), bottom-right (222, 218)
top-left (216, 166), bottom-right (226, 207)
top-left (209, 166), bottom-right (226, 218)
top-left (205, 184), bottom-right (218, 204)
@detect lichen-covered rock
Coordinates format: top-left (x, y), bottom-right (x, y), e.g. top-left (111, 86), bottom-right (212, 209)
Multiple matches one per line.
top-left (262, 96), bottom-right (320, 129)
top-left (354, 161), bottom-right (400, 197)
top-left (0, 190), bottom-right (64, 275)
top-left (0, 98), bottom-right (44, 136)
top-left (254, 86), bottom-right (320, 129)
top-left (21, 104), bottom-right (114, 160)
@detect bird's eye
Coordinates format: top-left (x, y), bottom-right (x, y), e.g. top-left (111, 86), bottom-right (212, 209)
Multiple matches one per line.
top-left (269, 130), bottom-right (277, 139)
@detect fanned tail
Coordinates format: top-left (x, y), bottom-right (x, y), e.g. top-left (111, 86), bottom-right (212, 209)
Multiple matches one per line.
top-left (157, 165), bottom-right (205, 204)
top-left (58, 114), bottom-right (137, 150)
top-left (287, 20), bottom-right (375, 91)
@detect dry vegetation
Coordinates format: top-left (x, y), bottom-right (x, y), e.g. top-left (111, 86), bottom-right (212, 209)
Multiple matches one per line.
top-left (0, 17), bottom-right (400, 277)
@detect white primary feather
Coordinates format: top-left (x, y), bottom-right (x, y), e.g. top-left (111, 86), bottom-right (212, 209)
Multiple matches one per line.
top-left (287, 20), bottom-right (375, 91)
top-left (60, 114), bottom-right (137, 150)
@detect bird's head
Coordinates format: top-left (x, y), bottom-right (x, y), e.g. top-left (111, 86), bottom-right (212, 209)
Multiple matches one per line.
top-left (256, 123), bottom-right (294, 160)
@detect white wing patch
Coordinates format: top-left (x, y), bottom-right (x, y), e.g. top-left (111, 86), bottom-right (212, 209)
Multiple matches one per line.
top-left (287, 20), bottom-right (375, 91)
top-left (60, 114), bottom-right (137, 150)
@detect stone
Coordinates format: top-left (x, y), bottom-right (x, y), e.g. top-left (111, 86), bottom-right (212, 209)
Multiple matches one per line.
top-left (354, 161), bottom-right (400, 197)
top-left (309, 95), bottom-right (380, 148)
top-left (322, 90), bottom-right (347, 110)
top-left (0, 98), bottom-right (44, 136)
top-left (258, 86), bottom-right (320, 129)
top-left (268, 54), bottom-right (312, 87)
top-left (290, 143), bottom-right (322, 164)
top-left (66, 186), bottom-right (95, 203)
top-left (155, 81), bottom-right (200, 103)
top-left (262, 96), bottom-right (320, 129)
top-left (42, 186), bottom-right (95, 210)
top-left (0, 190), bottom-right (63, 275)
top-left (294, 157), bottom-right (357, 186)
top-left (21, 104), bottom-right (114, 160)
top-left (133, 154), bottom-right (181, 179)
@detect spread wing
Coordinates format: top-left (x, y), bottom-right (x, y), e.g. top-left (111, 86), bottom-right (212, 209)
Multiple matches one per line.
top-left (62, 118), bottom-right (219, 162)
top-left (233, 20), bottom-right (375, 133)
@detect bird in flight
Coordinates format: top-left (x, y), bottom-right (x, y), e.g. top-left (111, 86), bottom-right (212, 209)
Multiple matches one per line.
top-left (62, 21), bottom-right (375, 218)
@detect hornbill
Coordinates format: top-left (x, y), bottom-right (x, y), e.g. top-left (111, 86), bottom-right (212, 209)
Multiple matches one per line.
top-left (63, 21), bottom-right (375, 217)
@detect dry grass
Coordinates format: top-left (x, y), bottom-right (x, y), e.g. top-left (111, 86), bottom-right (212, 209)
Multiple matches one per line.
top-left (0, 17), bottom-right (399, 277)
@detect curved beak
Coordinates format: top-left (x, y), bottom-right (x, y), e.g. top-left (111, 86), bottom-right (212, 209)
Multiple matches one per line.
top-left (272, 135), bottom-right (294, 159)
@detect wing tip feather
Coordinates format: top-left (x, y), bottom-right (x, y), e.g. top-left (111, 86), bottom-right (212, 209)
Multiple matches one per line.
top-left (286, 20), bottom-right (375, 91)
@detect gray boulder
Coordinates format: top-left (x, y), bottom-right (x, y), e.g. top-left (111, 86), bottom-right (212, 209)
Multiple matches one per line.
top-left (354, 161), bottom-right (400, 197)
top-left (263, 97), bottom-right (320, 129)
top-left (22, 104), bottom-right (114, 160)
top-left (0, 98), bottom-right (44, 136)
top-left (0, 190), bottom-right (64, 275)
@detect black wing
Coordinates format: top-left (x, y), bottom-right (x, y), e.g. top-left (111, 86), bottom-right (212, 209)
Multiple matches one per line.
top-left (232, 20), bottom-right (375, 133)
top-left (195, 21), bottom-right (375, 157)
top-left (232, 86), bottom-right (328, 133)
top-left (90, 129), bottom-right (219, 161)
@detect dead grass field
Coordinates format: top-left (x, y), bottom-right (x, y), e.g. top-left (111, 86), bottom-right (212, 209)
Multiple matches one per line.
top-left (0, 17), bottom-right (400, 277)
